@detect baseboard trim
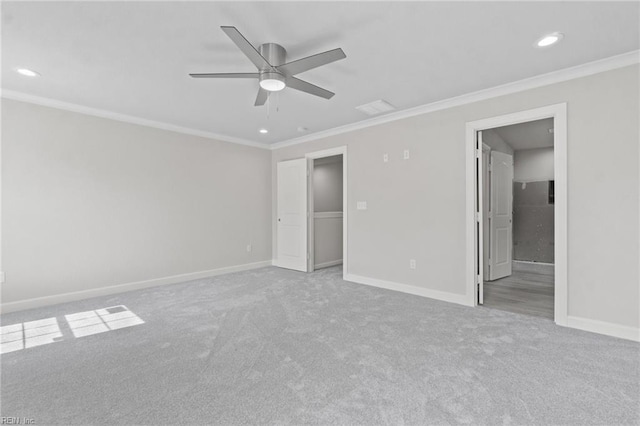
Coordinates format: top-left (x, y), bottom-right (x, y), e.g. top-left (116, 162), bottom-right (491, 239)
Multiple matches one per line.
top-left (513, 260), bottom-right (554, 266)
top-left (0, 260), bottom-right (272, 314)
top-left (565, 316), bottom-right (640, 342)
top-left (344, 273), bottom-right (472, 307)
top-left (315, 260), bottom-right (343, 269)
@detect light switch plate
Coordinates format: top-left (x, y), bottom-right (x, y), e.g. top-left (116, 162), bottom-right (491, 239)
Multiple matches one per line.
top-left (403, 149), bottom-right (410, 160)
top-left (383, 154), bottom-right (389, 163)
top-left (357, 201), bottom-right (367, 210)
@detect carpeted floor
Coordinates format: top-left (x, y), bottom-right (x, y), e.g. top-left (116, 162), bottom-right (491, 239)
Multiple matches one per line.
top-left (1, 266), bottom-right (638, 425)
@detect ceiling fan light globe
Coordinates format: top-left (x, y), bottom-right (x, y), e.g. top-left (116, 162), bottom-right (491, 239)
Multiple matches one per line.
top-left (259, 72), bottom-right (286, 92)
top-left (260, 78), bottom-right (286, 92)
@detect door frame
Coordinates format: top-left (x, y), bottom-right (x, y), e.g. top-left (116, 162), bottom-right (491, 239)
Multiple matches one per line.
top-left (305, 146), bottom-right (348, 278)
top-left (465, 103), bottom-right (568, 326)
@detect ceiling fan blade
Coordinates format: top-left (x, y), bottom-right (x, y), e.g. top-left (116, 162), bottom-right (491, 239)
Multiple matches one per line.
top-left (189, 73), bottom-right (259, 78)
top-left (255, 88), bottom-right (269, 106)
top-left (221, 26), bottom-right (273, 71)
top-left (286, 77), bottom-right (335, 99)
top-left (277, 48), bottom-right (346, 76)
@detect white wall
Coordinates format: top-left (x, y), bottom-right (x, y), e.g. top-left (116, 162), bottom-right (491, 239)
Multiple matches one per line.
top-left (2, 99), bottom-right (272, 308)
top-left (514, 147), bottom-right (554, 182)
top-left (272, 64), bottom-right (639, 331)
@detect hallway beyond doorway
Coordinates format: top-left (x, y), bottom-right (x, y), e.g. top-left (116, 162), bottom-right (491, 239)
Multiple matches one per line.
top-left (483, 261), bottom-right (554, 320)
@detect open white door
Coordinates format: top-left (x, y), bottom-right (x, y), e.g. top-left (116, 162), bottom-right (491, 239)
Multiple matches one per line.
top-left (481, 144), bottom-right (491, 282)
top-left (276, 159), bottom-right (308, 272)
top-left (489, 151), bottom-right (513, 280)
top-left (476, 131), bottom-right (485, 304)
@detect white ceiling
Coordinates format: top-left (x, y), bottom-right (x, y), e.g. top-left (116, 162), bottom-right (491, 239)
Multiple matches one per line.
top-left (494, 118), bottom-right (554, 151)
top-left (2, 2), bottom-right (638, 146)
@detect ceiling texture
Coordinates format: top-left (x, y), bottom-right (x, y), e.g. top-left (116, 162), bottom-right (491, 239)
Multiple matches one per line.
top-left (495, 118), bottom-right (555, 151)
top-left (2, 1), bottom-right (638, 146)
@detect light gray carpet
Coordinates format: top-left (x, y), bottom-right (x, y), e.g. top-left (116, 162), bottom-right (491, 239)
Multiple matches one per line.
top-left (1, 266), bottom-right (639, 425)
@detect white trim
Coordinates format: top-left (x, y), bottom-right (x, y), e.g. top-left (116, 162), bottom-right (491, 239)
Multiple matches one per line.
top-left (0, 260), bottom-right (271, 314)
top-left (513, 178), bottom-right (555, 184)
top-left (565, 316), bottom-right (640, 342)
top-left (344, 274), bottom-right (472, 307)
top-left (305, 147), bottom-right (348, 160)
top-left (313, 155), bottom-right (342, 165)
top-left (1, 90), bottom-right (270, 150)
top-left (314, 211), bottom-right (343, 219)
top-left (465, 103), bottom-right (568, 327)
top-left (305, 146), bottom-right (348, 279)
top-left (314, 260), bottom-right (343, 269)
top-left (271, 50), bottom-right (639, 150)
top-left (513, 260), bottom-right (554, 266)
top-left (2, 51), bottom-right (637, 152)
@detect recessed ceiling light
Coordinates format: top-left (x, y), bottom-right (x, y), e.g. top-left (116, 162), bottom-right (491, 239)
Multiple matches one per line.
top-left (259, 129), bottom-right (268, 134)
top-left (15, 68), bottom-right (40, 77)
top-left (535, 32), bottom-right (564, 48)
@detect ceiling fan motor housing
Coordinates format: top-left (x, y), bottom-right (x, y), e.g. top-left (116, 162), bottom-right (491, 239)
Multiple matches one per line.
top-left (258, 43), bottom-right (287, 91)
top-left (189, 27), bottom-right (344, 103)
top-left (259, 43), bottom-right (286, 67)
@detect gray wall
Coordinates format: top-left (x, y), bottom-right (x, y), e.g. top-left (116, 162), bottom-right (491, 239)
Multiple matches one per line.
top-left (514, 147), bottom-right (554, 182)
top-left (513, 181), bottom-right (554, 263)
top-left (313, 156), bottom-right (343, 268)
top-left (2, 99), bottom-right (272, 305)
top-left (513, 147), bottom-right (555, 263)
top-left (313, 156), bottom-right (343, 212)
top-left (272, 64), bottom-right (639, 330)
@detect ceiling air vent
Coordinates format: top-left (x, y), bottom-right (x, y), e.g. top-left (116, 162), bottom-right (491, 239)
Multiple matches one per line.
top-left (355, 99), bottom-right (395, 116)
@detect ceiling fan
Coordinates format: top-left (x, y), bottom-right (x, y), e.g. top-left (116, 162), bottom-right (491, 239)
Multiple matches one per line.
top-left (189, 26), bottom-right (346, 106)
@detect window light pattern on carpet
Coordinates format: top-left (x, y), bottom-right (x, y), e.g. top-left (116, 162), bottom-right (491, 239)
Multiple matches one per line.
top-left (0, 305), bottom-right (144, 354)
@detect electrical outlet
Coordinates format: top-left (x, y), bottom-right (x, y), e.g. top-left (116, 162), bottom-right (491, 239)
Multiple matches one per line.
top-left (357, 201), bottom-right (367, 210)
top-left (403, 149), bottom-right (410, 160)
top-left (409, 259), bottom-right (416, 269)
top-left (246, 244), bottom-right (252, 253)
top-left (383, 153), bottom-right (389, 163)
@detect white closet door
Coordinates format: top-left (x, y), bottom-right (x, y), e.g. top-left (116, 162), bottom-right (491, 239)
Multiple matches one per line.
top-left (276, 159), bottom-right (308, 272)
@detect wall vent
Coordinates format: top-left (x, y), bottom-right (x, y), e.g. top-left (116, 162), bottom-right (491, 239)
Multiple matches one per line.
top-left (355, 99), bottom-right (396, 116)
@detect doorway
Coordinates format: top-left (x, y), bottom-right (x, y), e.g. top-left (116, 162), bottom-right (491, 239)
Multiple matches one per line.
top-left (480, 120), bottom-right (555, 319)
top-left (275, 146), bottom-right (348, 277)
top-left (466, 104), bottom-right (567, 325)
top-left (309, 154), bottom-right (344, 271)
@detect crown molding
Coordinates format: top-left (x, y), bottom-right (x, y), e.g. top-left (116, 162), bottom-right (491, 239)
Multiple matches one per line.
top-left (270, 50), bottom-right (640, 150)
top-left (0, 90), bottom-right (271, 150)
top-left (3, 50), bottom-right (638, 152)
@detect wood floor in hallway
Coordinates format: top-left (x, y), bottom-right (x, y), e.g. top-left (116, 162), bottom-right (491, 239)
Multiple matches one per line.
top-left (483, 262), bottom-right (554, 320)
